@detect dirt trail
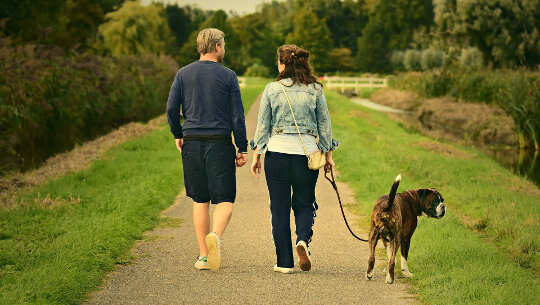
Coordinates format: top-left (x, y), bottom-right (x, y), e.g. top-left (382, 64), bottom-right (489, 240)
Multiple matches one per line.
top-left (85, 97), bottom-right (417, 305)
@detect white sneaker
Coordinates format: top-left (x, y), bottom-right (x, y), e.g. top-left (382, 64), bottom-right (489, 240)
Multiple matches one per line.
top-left (296, 240), bottom-right (311, 271)
top-left (194, 256), bottom-right (209, 270)
top-left (273, 265), bottom-right (294, 274)
top-left (205, 232), bottom-right (221, 271)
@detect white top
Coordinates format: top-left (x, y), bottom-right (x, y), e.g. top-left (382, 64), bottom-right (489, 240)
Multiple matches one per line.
top-left (267, 133), bottom-right (319, 155)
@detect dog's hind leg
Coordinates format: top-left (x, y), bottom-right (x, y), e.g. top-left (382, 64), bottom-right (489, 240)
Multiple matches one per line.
top-left (386, 239), bottom-right (399, 284)
top-left (382, 240), bottom-right (391, 273)
top-left (400, 237), bottom-right (413, 278)
top-left (365, 227), bottom-right (379, 280)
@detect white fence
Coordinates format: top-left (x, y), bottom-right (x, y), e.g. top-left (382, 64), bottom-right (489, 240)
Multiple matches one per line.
top-left (323, 76), bottom-right (387, 93)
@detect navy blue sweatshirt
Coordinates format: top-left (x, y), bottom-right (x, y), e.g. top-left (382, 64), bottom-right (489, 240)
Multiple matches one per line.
top-left (166, 60), bottom-right (248, 152)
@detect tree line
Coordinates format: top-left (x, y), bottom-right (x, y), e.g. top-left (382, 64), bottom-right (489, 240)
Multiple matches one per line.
top-left (1, 0), bottom-right (538, 74)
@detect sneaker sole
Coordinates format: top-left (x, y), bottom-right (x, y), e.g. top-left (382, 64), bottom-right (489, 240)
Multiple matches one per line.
top-left (206, 234), bottom-right (221, 271)
top-left (296, 244), bottom-right (311, 271)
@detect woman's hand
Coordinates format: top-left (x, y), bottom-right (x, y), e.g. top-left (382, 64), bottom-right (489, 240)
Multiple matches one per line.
top-left (251, 154), bottom-right (262, 177)
top-left (324, 150), bottom-right (335, 172)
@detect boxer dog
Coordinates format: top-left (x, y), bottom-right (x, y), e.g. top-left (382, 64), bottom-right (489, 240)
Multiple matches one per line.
top-left (365, 175), bottom-right (445, 284)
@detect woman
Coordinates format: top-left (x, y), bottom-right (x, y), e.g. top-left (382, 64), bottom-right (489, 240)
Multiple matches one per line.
top-left (250, 44), bottom-right (339, 273)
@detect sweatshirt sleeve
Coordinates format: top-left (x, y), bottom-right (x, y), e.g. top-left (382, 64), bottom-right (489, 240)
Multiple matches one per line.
top-left (166, 71), bottom-right (183, 139)
top-left (230, 73), bottom-right (248, 152)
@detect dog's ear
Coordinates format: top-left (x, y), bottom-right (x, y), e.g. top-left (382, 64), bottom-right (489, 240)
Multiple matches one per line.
top-left (417, 189), bottom-right (432, 202)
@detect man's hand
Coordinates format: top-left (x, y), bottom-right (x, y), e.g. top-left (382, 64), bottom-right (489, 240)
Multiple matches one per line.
top-left (236, 152), bottom-right (248, 167)
top-left (175, 138), bottom-right (184, 152)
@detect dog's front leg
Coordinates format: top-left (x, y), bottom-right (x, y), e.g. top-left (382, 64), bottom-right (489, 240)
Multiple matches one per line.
top-left (365, 227), bottom-right (379, 280)
top-left (386, 239), bottom-right (399, 284)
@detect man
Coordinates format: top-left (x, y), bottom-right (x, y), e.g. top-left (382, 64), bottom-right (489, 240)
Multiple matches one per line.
top-left (166, 28), bottom-right (248, 271)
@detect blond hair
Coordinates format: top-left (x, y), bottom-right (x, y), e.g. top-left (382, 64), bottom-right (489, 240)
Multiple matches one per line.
top-left (197, 28), bottom-right (225, 54)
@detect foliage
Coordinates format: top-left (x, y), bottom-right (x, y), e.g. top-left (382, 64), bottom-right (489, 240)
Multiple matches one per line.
top-left (286, 9), bottom-right (334, 74)
top-left (421, 48), bottom-right (444, 70)
top-left (403, 49), bottom-right (422, 71)
top-left (432, 0), bottom-right (540, 68)
top-left (176, 10), bottom-right (245, 73)
top-left (356, 0), bottom-right (434, 72)
top-left (231, 12), bottom-right (279, 73)
top-left (0, 0), bottom-right (124, 49)
top-left (390, 50), bottom-right (405, 71)
top-left (328, 48), bottom-right (356, 72)
top-left (244, 61), bottom-right (272, 78)
top-left (459, 47), bottom-right (484, 70)
top-left (0, 35), bottom-right (177, 172)
top-left (390, 69), bottom-right (540, 149)
top-left (98, 1), bottom-right (173, 56)
top-left (300, 0), bottom-right (368, 54)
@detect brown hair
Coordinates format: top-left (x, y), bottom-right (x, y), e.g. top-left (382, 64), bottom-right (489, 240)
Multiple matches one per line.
top-left (276, 44), bottom-right (322, 87)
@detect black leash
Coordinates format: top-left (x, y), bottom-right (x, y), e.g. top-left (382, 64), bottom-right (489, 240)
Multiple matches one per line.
top-left (324, 167), bottom-right (369, 242)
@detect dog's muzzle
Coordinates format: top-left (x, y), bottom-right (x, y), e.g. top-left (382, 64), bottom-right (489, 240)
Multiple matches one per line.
top-left (436, 203), bottom-right (446, 218)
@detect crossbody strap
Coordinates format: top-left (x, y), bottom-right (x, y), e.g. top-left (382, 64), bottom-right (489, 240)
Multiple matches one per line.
top-left (279, 82), bottom-right (308, 156)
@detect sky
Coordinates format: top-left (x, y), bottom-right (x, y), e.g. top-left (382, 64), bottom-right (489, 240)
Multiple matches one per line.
top-left (145, 0), bottom-right (275, 15)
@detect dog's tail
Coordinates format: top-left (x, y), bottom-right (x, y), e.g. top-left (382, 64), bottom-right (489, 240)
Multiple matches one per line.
top-left (384, 174), bottom-right (401, 211)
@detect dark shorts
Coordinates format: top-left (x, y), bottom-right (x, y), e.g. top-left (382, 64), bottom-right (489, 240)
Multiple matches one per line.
top-left (181, 136), bottom-right (236, 204)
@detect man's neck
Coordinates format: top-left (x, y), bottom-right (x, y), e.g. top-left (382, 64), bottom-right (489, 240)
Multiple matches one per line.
top-left (199, 54), bottom-right (219, 62)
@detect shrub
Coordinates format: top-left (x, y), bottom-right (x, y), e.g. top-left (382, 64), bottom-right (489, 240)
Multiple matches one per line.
top-left (403, 49), bottom-right (422, 71)
top-left (0, 36), bottom-right (177, 173)
top-left (244, 62), bottom-right (271, 77)
top-left (421, 48), bottom-right (444, 70)
top-left (459, 47), bottom-right (484, 70)
top-left (390, 51), bottom-right (405, 71)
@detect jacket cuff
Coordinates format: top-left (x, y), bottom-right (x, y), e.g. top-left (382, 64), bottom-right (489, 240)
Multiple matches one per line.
top-left (249, 139), bottom-right (268, 154)
top-left (317, 138), bottom-right (340, 152)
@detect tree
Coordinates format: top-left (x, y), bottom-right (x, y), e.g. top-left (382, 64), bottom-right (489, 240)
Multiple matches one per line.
top-left (177, 10), bottom-right (244, 73)
top-left (0, 0), bottom-right (124, 48)
top-left (328, 48), bottom-right (356, 72)
top-left (298, 0), bottom-right (368, 55)
top-left (432, 0), bottom-right (540, 68)
top-left (231, 12), bottom-right (279, 73)
top-left (286, 9), bottom-right (334, 73)
top-left (98, 1), bottom-right (174, 56)
top-left (356, 0), bottom-right (434, 72)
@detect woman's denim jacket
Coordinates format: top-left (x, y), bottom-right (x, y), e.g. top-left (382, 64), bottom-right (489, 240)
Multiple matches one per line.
top-left (249, 78), bottom-right (339, 154)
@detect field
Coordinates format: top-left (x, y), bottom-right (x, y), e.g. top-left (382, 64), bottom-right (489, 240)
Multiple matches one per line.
top-left (327, 90), bottom-right (539, 304)
top-left (0, 83), bottom-right (263, 304)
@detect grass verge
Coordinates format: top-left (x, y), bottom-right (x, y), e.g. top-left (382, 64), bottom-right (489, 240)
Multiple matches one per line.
top-left (327, 90), bottom-right (539, 304)
top-left (0, 79), bottom-right (261, 304)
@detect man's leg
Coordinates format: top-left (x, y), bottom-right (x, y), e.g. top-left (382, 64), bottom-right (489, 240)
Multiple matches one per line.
top-left (193, 202), bottom-right (210, 257)
top-left (212, 202), bottom-right (233, 237)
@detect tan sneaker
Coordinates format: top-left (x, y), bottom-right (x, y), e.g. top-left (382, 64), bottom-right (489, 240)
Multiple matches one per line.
top-left (194, 256), bottom-right (209, 270)
top-left (205, 232), bottom-right (221, 271)
top-left (273, 265), bottom-right (294, 274)
top-left (296, 240), bottom-right (311, 271)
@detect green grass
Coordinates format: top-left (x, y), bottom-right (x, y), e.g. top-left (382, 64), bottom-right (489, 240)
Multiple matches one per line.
top-left (327, 90), bottom-right (539, 304)
top-left (241, 77), bottom-right (272, 110)
top-left (0, 79), bottom-right (262, 305)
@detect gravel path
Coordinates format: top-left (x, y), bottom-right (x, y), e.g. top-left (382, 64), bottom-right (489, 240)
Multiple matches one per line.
top-left (86, 97), bottom-right (416, 305)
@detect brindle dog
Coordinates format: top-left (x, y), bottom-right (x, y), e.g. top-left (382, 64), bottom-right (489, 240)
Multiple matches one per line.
top-left (365, 175), bottom-right (445, 284)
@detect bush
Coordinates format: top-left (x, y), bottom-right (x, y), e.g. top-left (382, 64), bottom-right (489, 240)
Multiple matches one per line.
top-left (459, 47), bottom-right (484, 70)
top-left (244, 62), bottom-right (271, 77)
top-left (421, 48), bottom-right (444, 70)
top-left (390, 51), bottom-right (405, 71)
top-left (403, 49), bottom-right (422, 71)
top-left (0, 36), bottom-right (178, 173)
